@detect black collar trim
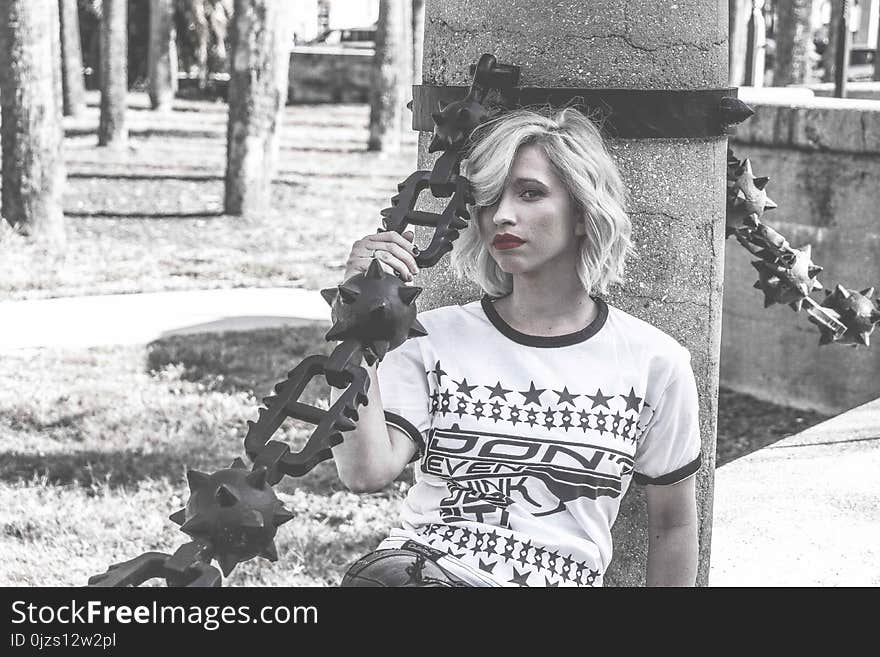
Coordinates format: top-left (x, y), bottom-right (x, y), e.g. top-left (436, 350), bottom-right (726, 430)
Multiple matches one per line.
top-left (480, 295), bottom-right (608, 348)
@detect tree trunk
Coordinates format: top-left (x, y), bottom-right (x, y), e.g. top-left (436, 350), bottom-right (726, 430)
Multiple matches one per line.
top-left (875, 9), bottom-right (880, 81)
top-left (774, 0), bottom-right (814, 86)
top-left (729, 0), bottom-right (750, 85)
top-left (224, 0), bottom-right (292, 216)
top-left (98, 0), bottom-right (128, 146)
top-left (0, 0), bottom-right (67, 243)
top-left (822, 0), bottom-right (842, 82)
top-left (149, 0), bottom-right (178, 110)
top-left (58, 0), bottom-right (86, 116)
top-left (412, 0), bottom-right (425, 83)
top-left (368, 0), bottom-right (410, 152)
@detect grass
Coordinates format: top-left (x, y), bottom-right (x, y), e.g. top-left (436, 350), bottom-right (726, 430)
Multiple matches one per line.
top-left (0, 92), bottom-right (417, 300)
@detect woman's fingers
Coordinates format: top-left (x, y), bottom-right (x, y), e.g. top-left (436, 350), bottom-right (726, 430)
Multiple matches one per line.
top-left (366, 239), bottom-right (419, 275)
top-left (343, 230), bottom-right (420, 281)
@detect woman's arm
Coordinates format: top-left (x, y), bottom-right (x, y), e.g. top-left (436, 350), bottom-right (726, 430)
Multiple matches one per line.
top-left (645, 476), bottom-right (699, 586)
top-left (329, 360), bottom-right (417, 493)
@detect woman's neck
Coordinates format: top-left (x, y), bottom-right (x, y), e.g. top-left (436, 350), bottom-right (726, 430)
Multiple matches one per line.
top-left (493, 272), bottom-right (597, 337)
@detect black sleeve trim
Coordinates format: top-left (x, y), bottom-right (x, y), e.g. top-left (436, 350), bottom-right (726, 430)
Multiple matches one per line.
top-left (384, 411), bottom-right (425, 463)
top-left (633, 454), bottom-right (701, 486)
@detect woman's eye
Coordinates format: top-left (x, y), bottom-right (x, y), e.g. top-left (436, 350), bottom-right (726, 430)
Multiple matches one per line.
top-left (520, 189), bottom-right (543, 200)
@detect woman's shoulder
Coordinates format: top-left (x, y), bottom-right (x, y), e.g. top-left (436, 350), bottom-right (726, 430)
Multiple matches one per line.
top-left (602, 301), bottom-right (691, 363)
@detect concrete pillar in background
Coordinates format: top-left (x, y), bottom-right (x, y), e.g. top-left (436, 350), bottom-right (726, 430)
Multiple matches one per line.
top-left (415, 0), bottom-right (728, 586)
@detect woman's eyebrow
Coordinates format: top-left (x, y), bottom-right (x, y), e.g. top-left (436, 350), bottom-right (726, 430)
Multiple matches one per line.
top-left (510, 177), bottom-right (549, 189)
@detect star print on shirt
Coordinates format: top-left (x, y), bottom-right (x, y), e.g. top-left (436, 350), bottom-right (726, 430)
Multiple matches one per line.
top-left (490, 401), bottom-right (504, 423)
top-left (560, 410), bottom-right (573, 431)
top-left (620, 387), bottom-right (643, 412)
top-left (472, 400), bottom-right (485, 419)
top-left (526, 409), bottom-right (539, 427)
top-left (578, 410), bottom-right (592, 430)
top-left (553, 386), bottom-right (579, 406)
top-left (519, 382), bottom-right (546, 406)
top-left (594, 410), bottom-right (609, 435)
top-left (586, 388), bottom-right (613, 409)
top-left (542, 406), bottom-right (556, 429)
top-left (455, 396), bottom-right (469, 418)
top-left (508, 404), bottom-right (521, 426)
top-left (486, 381), bottom-right (512, 400)
top-left (510, 566), bottom-right (531, 587)
top-left (478, 559), bottom-right (496, 573)
top-left (455, 378), bottom-right (478, 397)
top-left (428, 361), bottom-right (447, 382)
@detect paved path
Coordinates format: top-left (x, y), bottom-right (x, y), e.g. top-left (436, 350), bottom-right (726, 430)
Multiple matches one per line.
top-left (0, 288), bottom-right (330, 351)
top-left (710, 396), bottom-right (880, 586)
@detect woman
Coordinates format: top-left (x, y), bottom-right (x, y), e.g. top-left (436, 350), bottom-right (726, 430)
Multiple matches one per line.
top-left (330, 108), bottom-right (701, 587)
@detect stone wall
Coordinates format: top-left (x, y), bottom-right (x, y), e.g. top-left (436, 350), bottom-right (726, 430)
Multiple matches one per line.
top-left (724, 92), bottom-right (880, 414)
top-left (288, 46), bottom-right (374, 103)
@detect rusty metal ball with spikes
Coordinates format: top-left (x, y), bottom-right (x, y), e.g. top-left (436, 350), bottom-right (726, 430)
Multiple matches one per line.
top-left (428, 97), bottom-right (490, 153)
top-left (751, 245), bottom-right (824, 311)
top-left (168, 458), bottom-right (295, 577)
top-left (320, 259), bottom-right (428, 363)
top-left (727, 158), bottom-right (778, 225)
top-left (819, 285), bottom-right (880, 347)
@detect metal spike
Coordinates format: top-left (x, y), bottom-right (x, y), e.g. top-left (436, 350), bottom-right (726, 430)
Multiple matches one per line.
top-left (215, 484), bottom-right (239, 507)
top-left (260, 542), bottom-right (279, 562)
top-left (808, 265), bottom-right (823, 278)
top-left (428, 133), bottom-right (444, 153)
top-left (240, 509), bottom-right (265, 528)
top-left (273, 506), bottom-right (295, 527)
top-left (319, 287), bottom-right (337, 306)
top-left (169, 509), bottom-right (187, 526)
top-left (366, 258), bottom-right (384, 279)
top-left (380, 207), bottom-right (392, 218)
top-left (753, 176), bottom-right (769, 190)
top-left (753, 280), bottom-right (762, 290)
top-left (230, 457), bottom-right (247, 470)
top-left (325, 321), bottom-right (348, 341)
top-left (337, 284), bottom-right (359, 304)
top-left (860, 287), bottom-right (875, 298)
top-left (408, 318), bottom-right (428, 337)
top-left (764, 197), bottom-right (778, 210)
top-left (789, 299), bottom-right (805, 312)
top-left (246, 467), bottom-right (267, 489)
top-left (398, 285), bottom-right (422, 305)
top-left (217, 553), bottom-right (239, 577)
top-left (334, 415), bottom-right (357, 432)
top-left (836, 284), bottom-right (850, 298)
top-left (371, 340), bottom-right (391, 360)
top-left (857, 331), bottom-right (870, 346)
top-left (812, 280), bottom-right (824, 291)
top-left (186, 470), bottom-right (211, 492)
top-left (180, 514), bottom-right (211, 537)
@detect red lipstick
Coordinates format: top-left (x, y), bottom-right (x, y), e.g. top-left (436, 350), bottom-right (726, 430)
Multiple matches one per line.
top-left (492, 233), bottom-right (525, 250)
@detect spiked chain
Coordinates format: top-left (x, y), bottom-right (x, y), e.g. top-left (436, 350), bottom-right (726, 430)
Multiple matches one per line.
top-left (726, 149), bottom-right (880, 347)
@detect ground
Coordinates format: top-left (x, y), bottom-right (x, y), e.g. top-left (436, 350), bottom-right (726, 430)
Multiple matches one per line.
top-left (0, 93), bottom-right (829, 586)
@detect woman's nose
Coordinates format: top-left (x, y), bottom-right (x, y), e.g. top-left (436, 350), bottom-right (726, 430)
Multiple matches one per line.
top-left (492, 196), bottom-right (516, 225)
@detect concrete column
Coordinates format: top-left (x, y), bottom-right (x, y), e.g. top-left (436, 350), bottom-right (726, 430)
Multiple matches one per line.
top-left (415, 0), bottom-right (728, 586)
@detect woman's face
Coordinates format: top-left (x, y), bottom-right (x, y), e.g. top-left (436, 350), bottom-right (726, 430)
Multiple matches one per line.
top-left (478, 143), bottom-right (585, 278)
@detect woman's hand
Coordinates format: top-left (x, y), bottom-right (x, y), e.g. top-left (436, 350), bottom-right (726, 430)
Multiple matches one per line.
top-left (343, 229), bottom-right (420, 282)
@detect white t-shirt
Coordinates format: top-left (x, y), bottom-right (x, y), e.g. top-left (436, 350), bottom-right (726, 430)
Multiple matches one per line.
top-left (375, 295), bottom-right (702, 587)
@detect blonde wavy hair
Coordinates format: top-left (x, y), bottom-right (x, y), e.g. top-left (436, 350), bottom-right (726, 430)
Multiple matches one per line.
top-left (451, 107), bottom-right (635, 298)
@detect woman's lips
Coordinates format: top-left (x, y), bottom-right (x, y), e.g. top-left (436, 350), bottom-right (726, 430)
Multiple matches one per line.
top-left (492, 235), bottom-right (525, 250)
